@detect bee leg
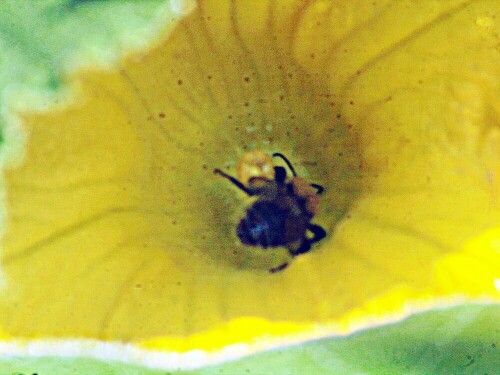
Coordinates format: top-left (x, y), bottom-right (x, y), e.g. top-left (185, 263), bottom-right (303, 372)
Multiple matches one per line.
top-left (289, 239), bottom-right (312, 256)
top-left (269, 262), bottom-right (289, 273)
top-left (308, 223), bottom-right (327, 244)
top-left (214, 168), bottom-right (254, 196)
top-left (310, 183), bottom-right (325, 195)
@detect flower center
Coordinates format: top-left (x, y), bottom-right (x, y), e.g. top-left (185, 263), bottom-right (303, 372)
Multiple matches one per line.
top-left (122, 9), bottom-right (362, 271)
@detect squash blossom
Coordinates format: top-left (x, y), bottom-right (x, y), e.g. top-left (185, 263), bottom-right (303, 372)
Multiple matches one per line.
top-left (0, 0), bottom-right (498, 370)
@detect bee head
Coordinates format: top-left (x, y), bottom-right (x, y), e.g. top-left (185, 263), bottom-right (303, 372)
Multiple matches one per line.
top-left (237, 150), bottom-right (275, 186)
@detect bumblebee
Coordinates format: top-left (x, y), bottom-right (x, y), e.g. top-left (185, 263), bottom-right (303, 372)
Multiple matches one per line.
top-left (214, 151), bottom-right (326, 272)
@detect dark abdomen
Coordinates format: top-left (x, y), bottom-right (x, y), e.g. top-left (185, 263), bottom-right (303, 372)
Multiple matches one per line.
top-left (237, 201), bottom-right (288, 248)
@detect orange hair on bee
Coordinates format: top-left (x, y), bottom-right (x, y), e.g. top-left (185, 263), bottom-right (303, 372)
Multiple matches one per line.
top-left (291, 177), bottom-right (321, 216)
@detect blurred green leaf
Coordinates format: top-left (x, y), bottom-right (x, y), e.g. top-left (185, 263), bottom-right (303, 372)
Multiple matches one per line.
top-left (0, 0), bottom-right (172, 84)
top-left (0, 0), bottom-right (174, 142)
top-left (0, 304), bottom-right (497, 374)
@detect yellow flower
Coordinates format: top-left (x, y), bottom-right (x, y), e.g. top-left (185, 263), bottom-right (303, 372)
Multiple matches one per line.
top-left (0, 0), bottom-right (498, 367)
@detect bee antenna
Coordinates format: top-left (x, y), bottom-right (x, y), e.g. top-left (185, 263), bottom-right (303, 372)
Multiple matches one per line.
top-left (272, 153), bottom-right (297, 177)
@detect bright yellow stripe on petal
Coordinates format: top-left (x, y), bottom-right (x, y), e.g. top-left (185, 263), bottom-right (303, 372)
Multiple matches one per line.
top-left (338, 286), bottom-right (420, 329)
top-left (434, 227), bottom-right (500, 296)
top-left (139, 318), bottom-right (314, 352)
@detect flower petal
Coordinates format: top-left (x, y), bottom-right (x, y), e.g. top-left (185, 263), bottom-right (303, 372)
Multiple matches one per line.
top-left (0, 0), bottom-right (498, 359)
